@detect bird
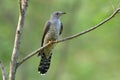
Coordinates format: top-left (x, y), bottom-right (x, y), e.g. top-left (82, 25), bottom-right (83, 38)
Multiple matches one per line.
top-left (38, 11), bottom-right (66, 74)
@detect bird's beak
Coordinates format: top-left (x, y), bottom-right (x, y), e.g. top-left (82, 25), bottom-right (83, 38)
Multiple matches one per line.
top-left (62, 12), bottom-right (66, 14)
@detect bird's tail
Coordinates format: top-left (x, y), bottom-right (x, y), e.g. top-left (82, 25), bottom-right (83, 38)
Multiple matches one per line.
top-left (38, 53), bottom-right (52, 74)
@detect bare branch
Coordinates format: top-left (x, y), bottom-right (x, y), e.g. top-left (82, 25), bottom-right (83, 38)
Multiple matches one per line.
top-left (8, 0), bottom-right (28, 80)
top-left (17, 42), bottom-right (52, 66)
top-left (0, 61), bottom-right (7, 80)
top-left (56, 8), bottom-right (120, 43)
top-left (17, 8), bottom-right (120, 67)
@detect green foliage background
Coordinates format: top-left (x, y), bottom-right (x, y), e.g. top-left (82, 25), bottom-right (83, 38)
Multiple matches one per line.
top-left (0, 0), bottom-right (120, 80)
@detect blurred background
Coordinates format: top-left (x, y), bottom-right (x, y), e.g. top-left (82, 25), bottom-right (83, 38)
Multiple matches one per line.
top-left (0, 0), bottom-right (120, 80)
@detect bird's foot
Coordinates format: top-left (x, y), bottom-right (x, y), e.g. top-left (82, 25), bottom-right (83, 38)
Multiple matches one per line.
top-left (48, 40), bottom-right (54, 44)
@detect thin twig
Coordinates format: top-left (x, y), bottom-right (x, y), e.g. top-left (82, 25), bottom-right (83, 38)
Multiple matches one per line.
top-left (0, 61), bottom-right (7, 80)
top-left (56, 8), bottom-right (120, 43)
top-left (17, 42), bottom-right (52, 66)
top-left (17, 8), bottom-right (120, 67)
top-left (8, 0), bottom-right (28, 80)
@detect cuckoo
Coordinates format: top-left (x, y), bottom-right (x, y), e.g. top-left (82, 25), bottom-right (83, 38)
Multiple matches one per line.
top-left (38, 11), bottom-right (66, 74)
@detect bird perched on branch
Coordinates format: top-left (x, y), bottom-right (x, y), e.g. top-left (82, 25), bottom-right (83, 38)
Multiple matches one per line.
top-left (38, 11), bottom-right (66, 74)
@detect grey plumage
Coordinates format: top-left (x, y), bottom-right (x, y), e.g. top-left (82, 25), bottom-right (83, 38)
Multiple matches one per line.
top-left (38, 11), bottom-right (65, 74)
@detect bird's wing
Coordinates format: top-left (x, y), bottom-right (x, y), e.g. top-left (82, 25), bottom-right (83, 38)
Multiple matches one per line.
top-left (59, 22), bottom-right (63, 35)
top-left (41, 21), bottom-right (51, 46)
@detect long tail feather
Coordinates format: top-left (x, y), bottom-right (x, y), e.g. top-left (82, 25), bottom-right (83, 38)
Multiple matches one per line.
top-left (38, 53), bottom-right (52, 74)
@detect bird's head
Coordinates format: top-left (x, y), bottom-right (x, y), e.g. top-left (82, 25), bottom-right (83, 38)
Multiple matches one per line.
top-left (50, 11), bottom-right (66, 19)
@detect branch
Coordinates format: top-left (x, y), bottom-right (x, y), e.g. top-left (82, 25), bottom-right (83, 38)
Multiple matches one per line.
top-left (8, 0), bottom-right (28, 80)
top-left (17, 8), bottom-right (120, 67)
top-left (0, 61), bottom-right (7, 80)
top-left (17, 42), bottom-right (52, 66)
top-left (56, 8), bottom-right (120, 43)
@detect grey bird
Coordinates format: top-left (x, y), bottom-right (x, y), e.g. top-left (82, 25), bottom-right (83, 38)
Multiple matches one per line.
top-left (38, 11), bottom-right (66, 74)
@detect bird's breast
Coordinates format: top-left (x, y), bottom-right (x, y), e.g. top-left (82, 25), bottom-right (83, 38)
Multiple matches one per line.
top-left (47, 20), bottom-right (61, 40)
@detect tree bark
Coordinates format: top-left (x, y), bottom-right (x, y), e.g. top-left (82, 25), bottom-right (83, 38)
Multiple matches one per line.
top-left (8, 0), bottom-right (28, 80)
top-left (0, 61), bottom-right (7, 80)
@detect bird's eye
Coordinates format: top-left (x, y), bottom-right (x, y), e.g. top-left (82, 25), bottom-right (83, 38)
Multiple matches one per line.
top-left (56, 13), bottom-right (59, 15)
